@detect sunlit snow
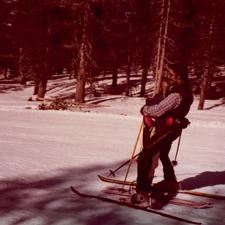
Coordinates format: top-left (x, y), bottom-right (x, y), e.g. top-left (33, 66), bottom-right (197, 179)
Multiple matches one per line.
top-left (0, 77), bottom-right (224, 225)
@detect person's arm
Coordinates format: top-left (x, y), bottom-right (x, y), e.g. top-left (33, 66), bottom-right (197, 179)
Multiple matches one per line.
top-left (141, 93), bottom-right (182, 117)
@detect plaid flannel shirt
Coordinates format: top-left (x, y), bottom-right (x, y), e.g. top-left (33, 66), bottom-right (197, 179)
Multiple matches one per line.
top-left (142, 93), bottom-right (182, 118)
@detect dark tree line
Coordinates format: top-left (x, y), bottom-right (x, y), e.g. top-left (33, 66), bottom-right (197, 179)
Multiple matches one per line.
top-left (0, 0), bottom-right (224, 108)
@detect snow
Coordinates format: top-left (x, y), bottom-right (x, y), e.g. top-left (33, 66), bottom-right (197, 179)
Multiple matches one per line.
top-left (0, 77), bottom-right (225, 225)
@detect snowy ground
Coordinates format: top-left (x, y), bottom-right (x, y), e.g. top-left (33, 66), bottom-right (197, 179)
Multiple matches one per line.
top-left (0, 77), bottom-right (225, 225)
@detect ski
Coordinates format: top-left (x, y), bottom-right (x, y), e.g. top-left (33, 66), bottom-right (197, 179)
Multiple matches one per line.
top-left (71, 186), bottom-right (202, 225)
top-left (178, 190), bottom-right (225, 200)
top-left (98, 174), bottom-right (136, 186)
top-left (103, 189), bottom-right (212, 209)
top-left (98, 175), bottom-right (225, 200)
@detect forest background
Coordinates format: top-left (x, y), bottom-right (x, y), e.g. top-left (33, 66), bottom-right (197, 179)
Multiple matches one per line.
top-left (0, 0), bottom-right (225, 110)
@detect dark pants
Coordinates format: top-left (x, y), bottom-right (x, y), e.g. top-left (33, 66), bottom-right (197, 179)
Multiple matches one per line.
top-left (137, 125), bottom-right (181, 193)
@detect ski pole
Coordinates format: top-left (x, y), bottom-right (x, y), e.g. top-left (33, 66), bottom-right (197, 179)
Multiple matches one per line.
top-left (108, 128), bottom-right (173, 177)
top-left (108, 121), bottom-right (144, 177)
top-left (122, 121), bottom-right (144, 187)
top-left (172, 131), bottom-right (182, 166)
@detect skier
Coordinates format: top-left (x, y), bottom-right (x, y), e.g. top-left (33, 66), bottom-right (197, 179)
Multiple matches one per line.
top-left (131, 63), bottom-right (193, 207)
top-left (143, 78), bottom-right (170, 185)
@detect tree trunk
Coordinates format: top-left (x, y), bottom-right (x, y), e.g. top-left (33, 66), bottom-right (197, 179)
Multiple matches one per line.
top-left (198, 65), bottom-right (209, 110)
top-left (198, 8), bottom-right (215, 110)
top-left (112, 67), bottom-right (118, 92)
top-left (75, 2), bottom-right (90, 103)
top-left (154, 0), bottom-right (165, 95)
top-left (37, 77), bottom-right (48, 99)
top-left (125, 59), bottom-right (132, 96)
top-left (154, 0), bottom-right (170, 95)
top-left (75, 41), bottom-right (87, 103)
top-left (18, 47), bottom-right (26, 84)
top-left (76, 78), bottom-right (86, 103)
top-left (140, 67), bottom-right (148, 97)
top-left (125, 12), bottom-right (134, 97)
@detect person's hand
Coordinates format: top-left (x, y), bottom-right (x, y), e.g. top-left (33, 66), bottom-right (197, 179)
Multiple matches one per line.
top-left (140, 105), bottom-right (147, 116)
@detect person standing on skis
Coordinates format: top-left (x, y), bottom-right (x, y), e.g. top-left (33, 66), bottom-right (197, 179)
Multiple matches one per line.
top-left (142, 78), bottom-right (170, 185)
top-left (132, 63), bottom-right (193, 207)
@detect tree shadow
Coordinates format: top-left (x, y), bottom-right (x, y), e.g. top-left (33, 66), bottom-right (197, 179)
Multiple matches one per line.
top-left (0, 165), bottom-right (224, 225)
top-left (46, 81), bottom-right (75, 95)
top-left (0, 163), bottom-right (141, 225)
top-left (204, 98), bottom-right (225, 110)
top-left (179, 170), bottom-right (225, 190)
top-left (0, 84), bottom-right (28, 93)
top-left (86, 96), bottom-right (125, 104)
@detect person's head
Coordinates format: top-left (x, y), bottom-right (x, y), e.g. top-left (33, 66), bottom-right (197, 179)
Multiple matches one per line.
top-left (167, 63), bottom-right (189, 86)
top-left (161, 78), bottom-right (168, 88)
top-left (160, 77), bottom-right (169, 97)
top-left (161, 77), bottom-right (169, 91)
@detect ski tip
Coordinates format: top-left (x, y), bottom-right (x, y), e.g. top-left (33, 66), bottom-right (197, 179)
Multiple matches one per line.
top-left (98, 174), bottom-right (109, 181)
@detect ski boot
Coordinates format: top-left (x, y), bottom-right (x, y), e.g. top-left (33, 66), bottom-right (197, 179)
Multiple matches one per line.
top-left (152, 180), bottom-right (180, 193)
top-left (131, 191), bottom-right (150, 208)
top-left (150, 180), bottom-right (179, 209)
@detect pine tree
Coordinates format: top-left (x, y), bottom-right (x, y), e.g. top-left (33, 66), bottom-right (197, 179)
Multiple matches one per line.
top-left (12, 0), bottom-right (75, 98)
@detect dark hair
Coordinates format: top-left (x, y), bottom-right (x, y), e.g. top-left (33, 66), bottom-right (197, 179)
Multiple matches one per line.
top-left (168, 63), bottom-right (189, 83)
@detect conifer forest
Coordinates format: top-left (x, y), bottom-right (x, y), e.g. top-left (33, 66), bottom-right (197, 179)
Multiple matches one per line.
top-left (0, 0), bottom-right (225, 109)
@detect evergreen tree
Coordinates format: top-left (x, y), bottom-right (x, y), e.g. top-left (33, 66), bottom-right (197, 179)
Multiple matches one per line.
top-left (0, 0), bottom-right (16, 78)
top-left (189, 0), bottom-right (225, 109)
top-left (12, 0), bottom-right (75, 98)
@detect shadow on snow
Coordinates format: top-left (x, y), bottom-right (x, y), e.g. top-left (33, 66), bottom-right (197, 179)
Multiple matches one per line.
top-left (0, 163), bottom-right (142, 225)
top-left (180, 170), bottom-right (225, 190)
top-left (0, 163), bottom-right (224, 225)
